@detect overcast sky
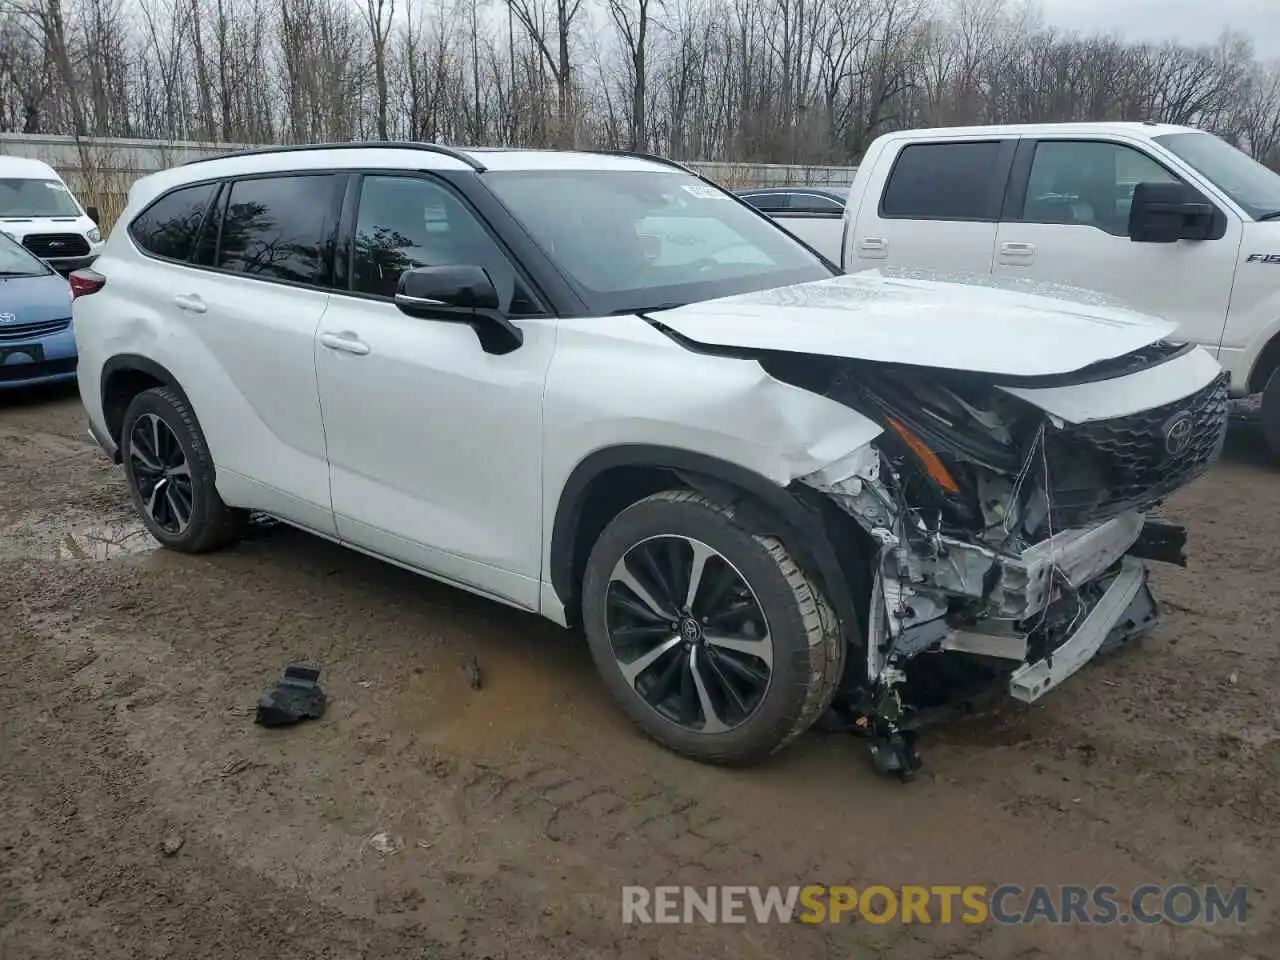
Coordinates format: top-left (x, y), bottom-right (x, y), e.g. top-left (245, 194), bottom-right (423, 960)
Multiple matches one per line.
top-left (1036, 0), bottom-right (1280, 58)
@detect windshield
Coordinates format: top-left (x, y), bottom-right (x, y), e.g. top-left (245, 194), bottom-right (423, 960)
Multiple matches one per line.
top-left (0, 177), bottom-right (83, 218)
top-left (1153, 132), bottom-right (1280, 220)
top-left (481, 169), bottom-right (834, 314)
top-left (0, 232), bottom-right (51, 275)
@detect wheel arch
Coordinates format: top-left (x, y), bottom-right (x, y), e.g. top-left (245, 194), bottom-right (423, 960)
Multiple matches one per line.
top-left (548, 444), bottom-right (871, 648)
top-left (100, 354), bottom-right (192, 457)
top-left (1247, 329), bottom-right (1280, 395)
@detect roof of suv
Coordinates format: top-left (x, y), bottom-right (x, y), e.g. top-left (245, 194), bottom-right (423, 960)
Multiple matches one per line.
top-left (128, 143), bottom-right (691, 210)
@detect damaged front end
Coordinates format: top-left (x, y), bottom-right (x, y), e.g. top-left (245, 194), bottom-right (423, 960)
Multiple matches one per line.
top-left (770, 345), bottom-right (1230, 779)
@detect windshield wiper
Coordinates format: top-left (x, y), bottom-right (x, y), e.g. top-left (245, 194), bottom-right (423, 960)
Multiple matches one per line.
top-left (613, 302), bottom-right (686, 316)
top-left (1256, 210), bottom-right (1280, 221)
top-left (0, 270), bottom-right (37, 277)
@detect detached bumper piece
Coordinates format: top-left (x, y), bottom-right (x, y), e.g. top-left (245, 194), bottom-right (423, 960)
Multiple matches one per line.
top-left (1008, 557), bottom-right (1150, 703)
top-left (255, 663), bottom-right (327, 727)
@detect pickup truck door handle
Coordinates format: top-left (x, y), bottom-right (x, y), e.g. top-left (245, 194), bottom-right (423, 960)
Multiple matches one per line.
top-left (856, 237), bottom-right (888, 259)
top-left (173, 293), bottom-right (207, 314)
top-left (319, 331), bottom-right (371, 356)
top-left (998, 241), bottom-right (1036, 264)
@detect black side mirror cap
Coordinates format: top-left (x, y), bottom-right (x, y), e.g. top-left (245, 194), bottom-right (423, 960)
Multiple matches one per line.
top-left (86, 205), bottom-right (101, 226)
top-left (394, 264), bottom-right (523, 355)
top-left (1129, 182), bottom-right (1225, 243)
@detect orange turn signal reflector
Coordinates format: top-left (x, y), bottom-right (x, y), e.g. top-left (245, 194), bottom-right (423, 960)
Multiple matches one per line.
top-left (884, 417), bottom-right (961, 495)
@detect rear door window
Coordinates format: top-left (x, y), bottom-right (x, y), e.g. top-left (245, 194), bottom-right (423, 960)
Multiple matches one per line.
top-left (880, 141), bottom-right (1005, 220)
top-left (214, 174), bottom-right (341, 286)
top-left (129, 183), bottom-right (218, 262)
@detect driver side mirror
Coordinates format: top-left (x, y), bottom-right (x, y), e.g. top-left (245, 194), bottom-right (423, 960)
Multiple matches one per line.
top-left (86, 205), bottom-right (101, 226)
top-left (393, 264), bottom-right (523, 355)
top-left (1128, 182), bottom-right (1223, 243)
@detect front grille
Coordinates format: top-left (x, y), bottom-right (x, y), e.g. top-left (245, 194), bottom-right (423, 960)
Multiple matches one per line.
top-left (1046, 371), bottom-right (1229, 528)
top-left (0, 317), bottom-right (71, 342)
top-left (22, 233), bottom-right (90, 258)
top-left (0, 356), bottom-right (77, 382)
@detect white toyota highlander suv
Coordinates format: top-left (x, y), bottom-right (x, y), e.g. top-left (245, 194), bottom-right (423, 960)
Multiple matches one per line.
top-left (72, 144), bottom-right (1228, 777)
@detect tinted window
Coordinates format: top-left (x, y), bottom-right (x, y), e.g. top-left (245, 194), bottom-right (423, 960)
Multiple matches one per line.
top-left (740, 192), bottom-right (790, 212)
top-left (881, 142), bottom-right (1003, 220)
top-left (215, 174), bottom-right (337, 285)
top-left (1022, 140), bottom-right (1179, 236)
top-left (193, 184), bottom-right (224, 266)
top-left (789, 193), bottom-right (844, 214)
top-left (350, 175), bottom-right (538, 313)
top-left (129, 183), bottom-right (217, 261)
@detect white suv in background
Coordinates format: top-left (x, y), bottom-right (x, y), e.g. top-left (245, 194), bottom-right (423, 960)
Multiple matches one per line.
top-left (72, 144), bottom-right (1227, 777)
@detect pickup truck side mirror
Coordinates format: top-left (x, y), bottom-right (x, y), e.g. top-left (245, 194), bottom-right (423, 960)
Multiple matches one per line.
top-left (1128, 182), bottom-right (1224, 243)
top-left (394, 264), bottom-right (523, 355)
top-left (86, 205), bottom-right (101, 226)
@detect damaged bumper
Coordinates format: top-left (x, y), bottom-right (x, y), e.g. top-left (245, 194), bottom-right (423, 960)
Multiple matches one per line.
top-left (1006, 555), bottom-right (1147, 703)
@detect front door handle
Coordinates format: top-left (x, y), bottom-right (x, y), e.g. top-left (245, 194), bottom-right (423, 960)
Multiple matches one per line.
top-left (173, 293), bottom-right (207, 313)
top-left (319, 331), bottom-right (370, 356)
top-left (998, 241), bottom-right (1036, 264)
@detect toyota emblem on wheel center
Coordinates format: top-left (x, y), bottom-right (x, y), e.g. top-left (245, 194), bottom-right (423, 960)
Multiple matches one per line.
top-left (1163, 411), bottom-right (1194, 455)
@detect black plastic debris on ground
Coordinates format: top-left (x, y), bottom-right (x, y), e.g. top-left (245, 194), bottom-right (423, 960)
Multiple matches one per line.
top-left (255, 663), bottom-right (327, 728)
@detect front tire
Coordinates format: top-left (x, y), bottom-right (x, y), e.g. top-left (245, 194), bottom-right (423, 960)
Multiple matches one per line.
top-left (121, 386), bottom-right (247, 553)
top-left (581, 489), bottom-right (845, 766)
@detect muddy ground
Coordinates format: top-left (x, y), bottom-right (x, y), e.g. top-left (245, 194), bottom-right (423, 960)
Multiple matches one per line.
top-left (1, 382), bottom-right (1277, 960)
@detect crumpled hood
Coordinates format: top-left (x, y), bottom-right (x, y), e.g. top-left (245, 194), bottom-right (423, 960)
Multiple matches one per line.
top-left (651, 269), bottom-right (1177, 377)
top-left (0, 270), bottom-right (72, 323)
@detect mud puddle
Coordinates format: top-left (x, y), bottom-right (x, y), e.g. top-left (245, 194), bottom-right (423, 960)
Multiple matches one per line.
top-left (0, 513), bottom-right (158, 561)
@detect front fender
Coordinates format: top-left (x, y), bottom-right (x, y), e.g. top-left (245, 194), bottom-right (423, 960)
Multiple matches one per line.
top-left (540, 315), bottom-right (883, 625)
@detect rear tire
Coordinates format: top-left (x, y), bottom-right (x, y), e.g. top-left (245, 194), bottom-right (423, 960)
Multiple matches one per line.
top-left (581, 489), bottom-right (845, 766)
top-left (1263, 368), bottom-right (1280, 460)
top-left (121, 386), bottom-right (247, 553)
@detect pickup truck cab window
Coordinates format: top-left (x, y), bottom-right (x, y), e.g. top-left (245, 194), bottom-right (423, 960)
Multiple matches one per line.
top-left (1021, 140), bottom-right (1180, 236)
top-left (880, 141), bottom-right (1006, 221)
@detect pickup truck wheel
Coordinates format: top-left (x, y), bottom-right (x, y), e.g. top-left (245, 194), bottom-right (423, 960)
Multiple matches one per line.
top-left (581, 489), bottom-right (845, 766)
top-left (121, 386), bottom-right (247, 553)
top-left (1263, 368), bottom-right (1280, 460)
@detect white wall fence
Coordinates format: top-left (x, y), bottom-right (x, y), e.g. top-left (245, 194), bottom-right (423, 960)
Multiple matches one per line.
top-left (0, 133), bottom-right (857, 224)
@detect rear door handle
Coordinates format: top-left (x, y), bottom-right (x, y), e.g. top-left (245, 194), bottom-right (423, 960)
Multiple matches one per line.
top-left (857, 237), bottom-right (888, 259)
top-left (998, 241), bottom-right (1036, 264)
top-left (173, 293), bottom-right (206, 313)
top-left (319, 331), bottom-right (370, 356)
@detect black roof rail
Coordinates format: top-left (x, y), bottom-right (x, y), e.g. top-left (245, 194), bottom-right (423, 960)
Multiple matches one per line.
top-left (176, 141), bottom-right (486, 172)
top-left (588, 149), bottom-right (699, 177)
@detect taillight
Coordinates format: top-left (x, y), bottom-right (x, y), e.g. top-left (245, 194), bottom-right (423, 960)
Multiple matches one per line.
top-left (68, 267), bottom-right (105, 298)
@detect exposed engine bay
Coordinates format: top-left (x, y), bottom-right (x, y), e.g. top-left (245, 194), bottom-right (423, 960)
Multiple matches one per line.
top-left (760, 342), bottom-right (1231, 779)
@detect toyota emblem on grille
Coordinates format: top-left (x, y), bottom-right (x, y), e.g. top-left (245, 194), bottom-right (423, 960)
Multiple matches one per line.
top-left (1163, 412), bottom-right (1194, 455)
top-left (0, 313), bottom-right (15, 324)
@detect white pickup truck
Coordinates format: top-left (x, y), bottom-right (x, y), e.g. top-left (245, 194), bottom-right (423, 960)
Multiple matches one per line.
top-left (751, 122), bottom-right (1280, 456)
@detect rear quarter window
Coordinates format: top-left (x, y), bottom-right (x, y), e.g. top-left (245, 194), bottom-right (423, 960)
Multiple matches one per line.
top-left (128, 183), bottom-right (218, 262)
top-left (880, 141), bottom-right (1004, 221)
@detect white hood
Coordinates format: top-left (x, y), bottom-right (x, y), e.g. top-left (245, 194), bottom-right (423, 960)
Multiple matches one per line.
top-left (652, 270), bottom-right (1177, 377)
